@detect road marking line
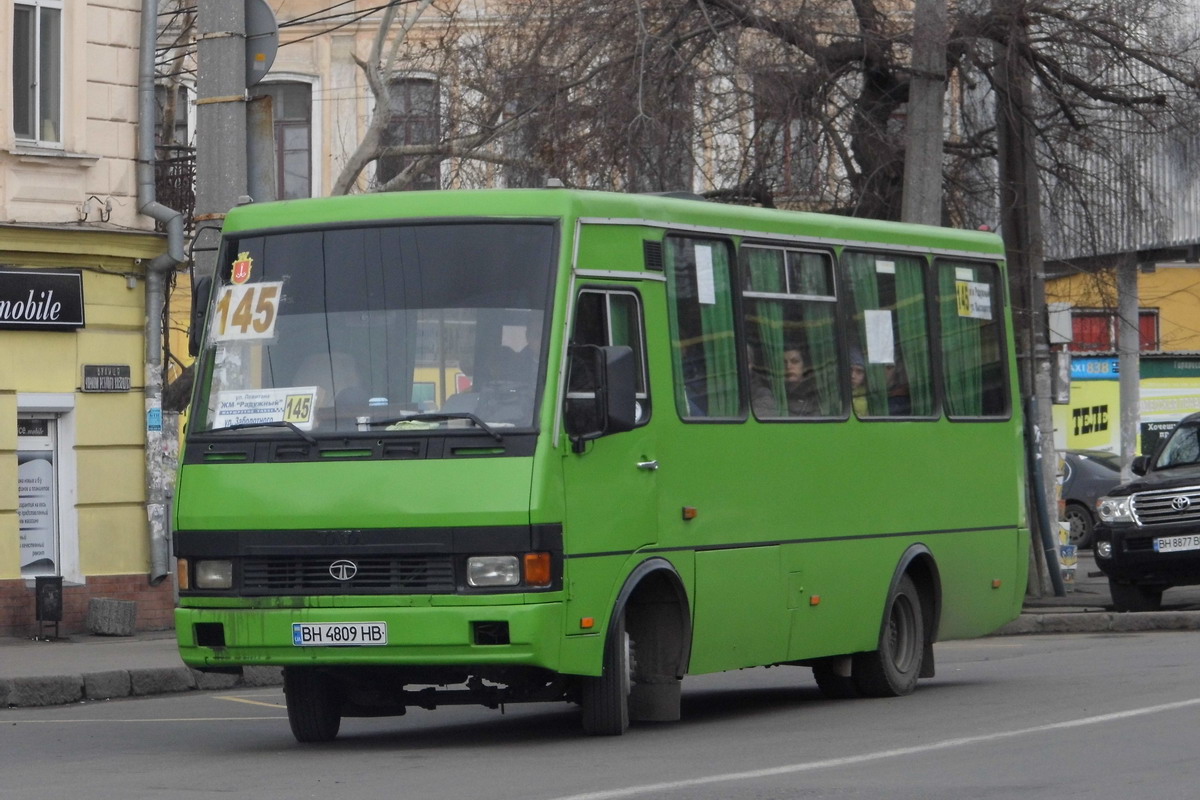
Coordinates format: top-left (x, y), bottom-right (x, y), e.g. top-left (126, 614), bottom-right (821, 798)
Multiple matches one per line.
top-left (547, 696), bottom-right (1200, 800)
top-left (213, 695), bottom-right (283, 709)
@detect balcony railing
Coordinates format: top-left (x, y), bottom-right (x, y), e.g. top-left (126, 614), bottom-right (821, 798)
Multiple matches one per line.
top-left (154, 144), bottom-right (195, 234)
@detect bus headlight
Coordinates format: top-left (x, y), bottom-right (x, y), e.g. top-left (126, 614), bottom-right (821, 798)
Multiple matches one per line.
top-left (195, 559), bottom-right (233, 589)
top-left (467, 556), bottom-right (520, 587)
top-left (1097, 496), bottom-right (1133, 524)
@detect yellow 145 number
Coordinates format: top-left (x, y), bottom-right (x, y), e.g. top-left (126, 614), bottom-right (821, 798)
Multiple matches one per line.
top-left (213, 282), bottom-right (282, 341)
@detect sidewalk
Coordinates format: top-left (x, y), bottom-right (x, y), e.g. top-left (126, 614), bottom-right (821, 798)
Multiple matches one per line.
top-left (0, 628), bottom-right (281, 709)
top-left (3, 553), bottom-right (1200, 709)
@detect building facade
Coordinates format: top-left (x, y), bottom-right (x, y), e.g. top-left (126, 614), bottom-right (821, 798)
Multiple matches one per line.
top-left (1, 0), bottom-right (174, 636)
top-left (1047, 265), bottom-right (1200, 455)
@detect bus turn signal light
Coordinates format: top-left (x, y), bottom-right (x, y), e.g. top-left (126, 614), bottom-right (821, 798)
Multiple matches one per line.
top-left (524, 552), bottom-right (552, 587)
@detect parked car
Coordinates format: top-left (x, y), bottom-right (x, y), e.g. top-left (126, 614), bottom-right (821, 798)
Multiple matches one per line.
top-left (1060, 449), bottom-right (1124, 548)
top-left (1094, 413), bottom-right (1200, 612)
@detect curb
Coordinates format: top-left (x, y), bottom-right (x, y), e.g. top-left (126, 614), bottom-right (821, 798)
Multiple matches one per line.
top-left (6, 611), bottom-right (1200, 709)
top-left (994, 609), bottom-right (1200, 636)
top-left (0, 665), bottom-right (282, 709)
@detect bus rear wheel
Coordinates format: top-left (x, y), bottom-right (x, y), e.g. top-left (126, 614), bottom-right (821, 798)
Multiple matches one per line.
top-left (580, 612), bottom-right (632, 736)
top-left (284, 667), bottom-right (343, 743)
top-left (853, 574), bottom-right (924, 698)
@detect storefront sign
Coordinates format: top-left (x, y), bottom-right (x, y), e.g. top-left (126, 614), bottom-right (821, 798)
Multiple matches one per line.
top-left (82, 364), bottom-right (131, 393)
top-left (0, 269), bottom-right (85, 330)
top-left (1070, 357), bottom-right (1118, 380)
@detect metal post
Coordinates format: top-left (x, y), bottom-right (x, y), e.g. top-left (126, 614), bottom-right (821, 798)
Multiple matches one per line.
top-left (194, 0), bottom-right (249, 279)
top-left (1117, 256), bottom-right (1141, 479)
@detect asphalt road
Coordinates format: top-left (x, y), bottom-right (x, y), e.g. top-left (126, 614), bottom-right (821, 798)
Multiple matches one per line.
top-left (2, 631), bottom-right (1198, 800)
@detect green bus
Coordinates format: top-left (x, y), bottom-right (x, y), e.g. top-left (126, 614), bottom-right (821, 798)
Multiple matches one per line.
top-left (174, 189), bottom-right (1028, 741)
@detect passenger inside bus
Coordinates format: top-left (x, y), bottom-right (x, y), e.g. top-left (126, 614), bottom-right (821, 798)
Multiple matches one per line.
top-left (752, 345), bottom-right (819, 417)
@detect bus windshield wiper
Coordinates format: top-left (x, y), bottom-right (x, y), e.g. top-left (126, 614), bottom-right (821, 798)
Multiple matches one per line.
top-left (373, 412), bottom-right (503, 442)
top-left (208, 421), bottom-right (318, 445)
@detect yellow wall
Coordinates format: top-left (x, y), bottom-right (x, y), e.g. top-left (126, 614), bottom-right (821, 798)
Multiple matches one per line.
top-left (1046, 265), bottom-right (1200, 352)
top-left (0, 226), bottom-right (164, 580)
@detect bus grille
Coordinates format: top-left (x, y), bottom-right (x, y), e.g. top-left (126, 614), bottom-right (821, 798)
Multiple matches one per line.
top-left (241, 556), bottom-right (456, 594)
top-left (1131, 486), bottom-right (1200, 526)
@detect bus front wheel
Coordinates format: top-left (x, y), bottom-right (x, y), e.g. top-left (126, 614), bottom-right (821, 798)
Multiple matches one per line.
top-left (284, 667), bottom-right (343, 743)
top-left (853, 574), bottom-right (924, 698)
top-left (580, 611), bottom-right (632, 736)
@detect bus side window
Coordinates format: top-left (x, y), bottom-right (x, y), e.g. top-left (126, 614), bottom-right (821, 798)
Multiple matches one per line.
top-left (569, 289), bottom-right (651, 426)
top-left (843, 250), bottom-right (934, 418)
top-left (665, 237), bottom-right (741, 419)
top-left (742, 246), bottom-right (842, 418)
top-left (936, 260), bottom-right (1009, 418)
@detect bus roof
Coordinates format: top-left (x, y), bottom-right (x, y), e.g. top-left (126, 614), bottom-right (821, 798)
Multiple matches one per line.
top-left (221, 189), bottom-right (1006, 257)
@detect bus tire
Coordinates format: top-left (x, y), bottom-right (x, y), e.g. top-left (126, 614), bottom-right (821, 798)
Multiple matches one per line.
top-left (812, 658), bottom-right (859, 699)
top-left (580, 611), bottom-right (632, 736)
top-left (853, 574), bottom-right (924, 698)
top-left (284, 667), bottom-right (342, 743)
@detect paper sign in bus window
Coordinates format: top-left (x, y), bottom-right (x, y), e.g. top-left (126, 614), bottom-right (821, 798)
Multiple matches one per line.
top-left (956, 280), bottom-right (993, 321)
top-left (694, 245), bottom-right (717, 305)
top-left (865, 309), bottom-right (895, 364)
top-left (211, 281), bottom-right (283, 342)
top-left (213, 386), bottom-right (319, 431)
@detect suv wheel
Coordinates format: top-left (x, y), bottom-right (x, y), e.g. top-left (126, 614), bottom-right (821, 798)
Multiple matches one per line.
top-left (1109, 580), bottom-right (1165, 613)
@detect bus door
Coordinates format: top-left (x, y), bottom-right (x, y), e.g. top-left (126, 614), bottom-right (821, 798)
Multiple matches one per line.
top-left (560, 288), bottom-right (658, 628)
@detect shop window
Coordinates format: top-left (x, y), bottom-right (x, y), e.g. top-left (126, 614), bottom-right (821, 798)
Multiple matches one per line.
top-left (17, 416), bottom-right (59, 577)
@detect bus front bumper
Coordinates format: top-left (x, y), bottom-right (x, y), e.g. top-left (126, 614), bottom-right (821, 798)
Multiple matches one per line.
top-left (175, 600), bottom-right (567, 672)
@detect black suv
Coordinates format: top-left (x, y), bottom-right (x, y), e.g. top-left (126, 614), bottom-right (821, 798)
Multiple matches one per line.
top-left (1094, 412), bottom-right (1200, 612)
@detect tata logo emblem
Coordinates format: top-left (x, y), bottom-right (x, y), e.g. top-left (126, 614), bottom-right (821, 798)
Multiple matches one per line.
top-left (329, 559), bottom-right (358, 581)
top-left (1171, 496), bottom-right (1192, 511)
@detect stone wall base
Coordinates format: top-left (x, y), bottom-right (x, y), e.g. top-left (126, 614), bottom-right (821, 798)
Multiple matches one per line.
top-left (0, 575), bottom-right (174, 638)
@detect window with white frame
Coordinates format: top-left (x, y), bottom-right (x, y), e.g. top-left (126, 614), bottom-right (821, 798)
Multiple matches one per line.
top-left (12, 0), bottom-right (63, 146)
top-left (258, 81), bottom-right (313, 199)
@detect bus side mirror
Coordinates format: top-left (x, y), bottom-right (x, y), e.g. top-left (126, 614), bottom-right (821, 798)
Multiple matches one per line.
top-left (188, 276), bottom-right (212, 357)
top-left (565, 344), bottom-right (637, 452)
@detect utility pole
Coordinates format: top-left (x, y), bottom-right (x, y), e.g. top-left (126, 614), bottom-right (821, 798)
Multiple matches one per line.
top-left (1117, 256), bottom-right (1140, 480)
top-left (994, 0), bottom-right (1063, 596)
top-left (901, 0), bottom-right (947, 226)
top-left (194, 0), bottom-right (249, 279)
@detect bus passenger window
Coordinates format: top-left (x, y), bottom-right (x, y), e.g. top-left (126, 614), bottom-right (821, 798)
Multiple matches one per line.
top-left (666, 237), bottom-right (741, 419)
top-left (937, 261), bottom-right (1009, 418)
top-left (742, 246), bottom-right (841, 418)
top-left (843, 251), bottom-right (934, 418)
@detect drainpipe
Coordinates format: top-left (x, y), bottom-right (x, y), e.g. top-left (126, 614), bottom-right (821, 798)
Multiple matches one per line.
top-left (138, 0), bottom-right (186, 585)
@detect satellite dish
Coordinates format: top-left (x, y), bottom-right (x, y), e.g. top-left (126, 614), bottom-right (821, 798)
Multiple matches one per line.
top-left (245, 0), bottom-right (279, 87)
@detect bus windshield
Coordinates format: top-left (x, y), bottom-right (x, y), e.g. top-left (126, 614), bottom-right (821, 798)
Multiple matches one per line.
top-left (192, 221), bottom-right (557, 435)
